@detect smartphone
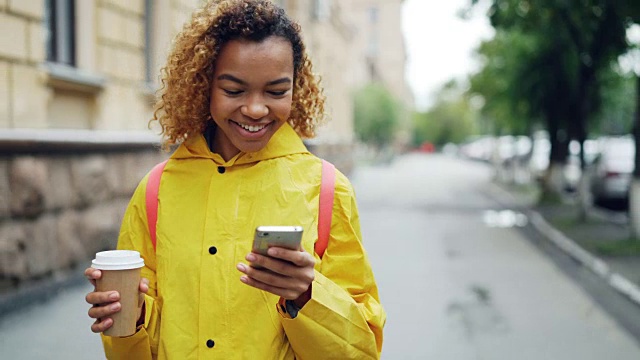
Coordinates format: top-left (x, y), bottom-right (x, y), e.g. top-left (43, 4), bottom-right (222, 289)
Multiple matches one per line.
top-left (252, 226), bottom-right (303, 256)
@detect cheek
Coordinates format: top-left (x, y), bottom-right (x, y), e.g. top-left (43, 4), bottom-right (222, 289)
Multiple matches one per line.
top-left (274, 97), bottom-right (293, 120)
top-left (210, 93), bottom-right (233, 116)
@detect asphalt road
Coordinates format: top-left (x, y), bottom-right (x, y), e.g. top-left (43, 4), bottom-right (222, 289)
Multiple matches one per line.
top-left (1, 153), bottom-right (639, 359)
top-left (353, 153), bottom-right (640, 360)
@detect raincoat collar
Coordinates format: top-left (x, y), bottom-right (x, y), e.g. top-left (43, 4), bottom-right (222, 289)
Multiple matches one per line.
top-left (171, 122), bottom-right (310, 166)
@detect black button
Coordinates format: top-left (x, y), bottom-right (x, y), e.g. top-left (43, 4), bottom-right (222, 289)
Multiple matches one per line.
top-left (217, 166), bottom-right (225, 174)
top-left (208, 246), bottom-right (217, 255)
top-left (206, 339), bottom-right (215, 348)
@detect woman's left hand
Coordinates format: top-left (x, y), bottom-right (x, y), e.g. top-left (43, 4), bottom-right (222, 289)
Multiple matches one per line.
top-left (237, 247), bottom-right (315, 307)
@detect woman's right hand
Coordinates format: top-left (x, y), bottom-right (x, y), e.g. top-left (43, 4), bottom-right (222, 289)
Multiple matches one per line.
top-left (84, 267), bottom-right (149, 333)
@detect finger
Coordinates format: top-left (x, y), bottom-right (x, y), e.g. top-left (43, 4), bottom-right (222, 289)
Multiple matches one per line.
top-left (246, 254), bottom-right (298, 277)
top-left (239, 275), bottom-right (299, 300)
top-left (267, 248), bottom-right (315, 267)
top-left (91, 318), bottom-right (113, 334)
top-left (139, 278), bottom-right (150, 294)
top-left (88, 302), bottom-right (121, 319)
top-left (85, 291), bottom-right (119, 306)
top-left (237, 263), bottom-right (294, 289)
top-left (84, 267), bottom-right (100, 278)
top-left (84, 268), bottom-right (101, 287)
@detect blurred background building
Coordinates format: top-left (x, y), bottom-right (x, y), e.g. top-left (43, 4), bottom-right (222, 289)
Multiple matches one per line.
top-left (0, 1), bottom-right (408, 291)
top-left (278, 0), bottom-right (412, 164)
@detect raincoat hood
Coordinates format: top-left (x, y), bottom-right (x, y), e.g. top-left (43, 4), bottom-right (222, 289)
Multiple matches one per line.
top-left (171, 122), bottom-right (310, 166)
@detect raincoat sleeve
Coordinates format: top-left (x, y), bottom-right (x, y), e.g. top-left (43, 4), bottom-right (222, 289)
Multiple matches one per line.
top-left (101, 175), bottom-right (161, 360)
top-left (280, 172), bottom-right (386, 359)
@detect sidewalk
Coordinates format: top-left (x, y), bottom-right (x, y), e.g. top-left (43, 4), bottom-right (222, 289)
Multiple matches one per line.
top-left (490, 181), bottom-right (640, 306)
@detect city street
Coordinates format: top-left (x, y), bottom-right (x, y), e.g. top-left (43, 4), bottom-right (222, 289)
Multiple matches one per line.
top-left (356, 153), bottom-right (640, 359)
top-left (2, 153), bottom-right (640, 359)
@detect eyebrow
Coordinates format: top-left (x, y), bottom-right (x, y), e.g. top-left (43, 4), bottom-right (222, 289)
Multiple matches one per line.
top-left (217, 74), bottom-right (292, 86)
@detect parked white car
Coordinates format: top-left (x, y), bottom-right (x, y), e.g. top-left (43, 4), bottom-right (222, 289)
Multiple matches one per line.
top-left (563, 139), bottom-right (600, 192)
top-left (583, 136), bottom-right (635, 208)
top-left (529, 134), bottom-right (550, 180)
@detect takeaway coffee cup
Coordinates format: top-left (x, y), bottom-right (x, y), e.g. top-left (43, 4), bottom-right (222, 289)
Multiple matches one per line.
top-left (92, 250), bottom-right (145, 337)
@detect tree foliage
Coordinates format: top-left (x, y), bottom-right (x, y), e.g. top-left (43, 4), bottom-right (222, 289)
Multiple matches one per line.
top-left (469, 0), bottom-right (630, 168)
top-left (594, 68), bottom-right (636, 135)
top-left (353, 84), bottom-right (401, 148)
top-left (412, 80), bottom-right (478, 146)
top-left (469, 29), bottom-right (538, 135)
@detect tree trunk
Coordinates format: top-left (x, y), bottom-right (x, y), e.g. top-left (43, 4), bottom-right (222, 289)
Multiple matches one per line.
top-left (630, 74), bottom-right (640, 239)
top-left (575, 66), bottom-right (594, 222)
top-left (540, 115), bottom-right (569, 204)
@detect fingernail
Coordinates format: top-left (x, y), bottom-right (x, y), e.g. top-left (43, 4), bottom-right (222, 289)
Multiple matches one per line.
top-left (246, 253), bottom-right (257, 262)
top-left (240, 276), bottom-right (248, 283)
top-left (109, 292), bottom-right (118, 301)
top-left (267, 248), bottom-right (277, 256)
top-left (237, 263), bottom-right (246, 272)
top-left (110, 303), bottom-right (120, 311)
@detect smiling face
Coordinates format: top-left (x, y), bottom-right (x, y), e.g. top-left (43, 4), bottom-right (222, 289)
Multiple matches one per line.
top-left (209, 36), bottom-right (295, 161)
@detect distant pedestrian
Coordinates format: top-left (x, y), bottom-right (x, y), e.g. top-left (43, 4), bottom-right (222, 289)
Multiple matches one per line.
top-left (83, 0), bottom-right (385, 359)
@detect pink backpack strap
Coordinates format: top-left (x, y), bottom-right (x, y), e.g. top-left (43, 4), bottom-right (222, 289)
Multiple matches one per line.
top-left (145, 159), bottom-right (336, 257)
top-left (315, 160), bottom-right (336, 259)
top-left (145, 160), bottom-right (168, 251)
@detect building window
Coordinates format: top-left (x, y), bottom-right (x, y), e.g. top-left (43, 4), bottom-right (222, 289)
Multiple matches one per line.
top-left (45, 0), bottom-right (76, 67)
top-left (145, 0), bottom-right (154, 84)
top-left (368, 7), bottom-right (378, 24)
top-left (367, 34), bottom-right (379, 58)
top-left (311, 0), bottom-right (331, 21)
top-left (367, 60), bottom-right (379, 82)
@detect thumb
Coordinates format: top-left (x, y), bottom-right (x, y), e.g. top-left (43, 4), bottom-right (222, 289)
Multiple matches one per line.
top-left (138, 278), bottom-right (149, 307)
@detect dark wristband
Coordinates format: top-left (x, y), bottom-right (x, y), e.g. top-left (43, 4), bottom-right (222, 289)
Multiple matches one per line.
top-left (284, 299), bottom-right (301, 319)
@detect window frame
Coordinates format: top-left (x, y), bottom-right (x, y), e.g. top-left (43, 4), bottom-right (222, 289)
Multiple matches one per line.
top-left (311, 0), bottom-right (332, 22)
top-left (45, 0), bottom-right (76, 67)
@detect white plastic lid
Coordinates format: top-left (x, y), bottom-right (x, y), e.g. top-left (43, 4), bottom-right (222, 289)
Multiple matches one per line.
top-left (92, 250), bottom-right (144, 270)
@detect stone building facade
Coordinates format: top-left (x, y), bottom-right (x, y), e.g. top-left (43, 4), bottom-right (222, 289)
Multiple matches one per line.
top-left (346, 0), bottom-right (412, 107)
top-left (0, 0), bottom-right (408, 292)
top-left (0, 0), bottom-right (193, 292)
top-left (279, 0), bottom-right (412, 150)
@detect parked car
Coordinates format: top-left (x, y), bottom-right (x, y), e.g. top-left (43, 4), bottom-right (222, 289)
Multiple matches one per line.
top-left (584, 136), bottom-right (635, 208)
top-left (529, 135), bottom-right (550, 180)
top-left (563, 139), bottom-right (599, 192)
top-left (459, 136), bottom-right (494, 162)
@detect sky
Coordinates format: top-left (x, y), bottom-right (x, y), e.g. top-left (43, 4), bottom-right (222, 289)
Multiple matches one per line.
top-left (402, 0), bottom-right (494, 111)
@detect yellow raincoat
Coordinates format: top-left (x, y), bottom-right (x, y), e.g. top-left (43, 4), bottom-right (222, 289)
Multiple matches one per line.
top-left (102, 124), bottom-right (385, 359)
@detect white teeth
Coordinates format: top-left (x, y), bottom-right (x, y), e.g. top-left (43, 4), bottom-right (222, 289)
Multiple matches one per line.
top-left (238, 123), bottom-right (266, 133)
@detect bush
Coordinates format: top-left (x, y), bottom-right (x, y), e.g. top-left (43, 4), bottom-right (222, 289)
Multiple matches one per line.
top-left (353, 84), bottom-right (401, 148)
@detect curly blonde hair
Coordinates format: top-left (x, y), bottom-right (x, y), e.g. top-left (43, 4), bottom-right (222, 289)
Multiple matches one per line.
top-left (152, 0), bottom-right (325, 149)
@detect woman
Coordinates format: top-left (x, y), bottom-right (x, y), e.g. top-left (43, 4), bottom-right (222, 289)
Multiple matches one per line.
top-left (84, 1), bottom-right (385, 358)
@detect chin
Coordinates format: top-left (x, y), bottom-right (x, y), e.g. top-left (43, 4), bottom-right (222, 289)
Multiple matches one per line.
top-left (239, 141), bottom-right (268, 154)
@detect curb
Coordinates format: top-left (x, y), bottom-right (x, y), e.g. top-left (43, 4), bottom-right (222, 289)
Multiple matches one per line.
top-left (488, 183), bottom-right (640, 308)
top-left (0, 267), bottom-right (87, 318)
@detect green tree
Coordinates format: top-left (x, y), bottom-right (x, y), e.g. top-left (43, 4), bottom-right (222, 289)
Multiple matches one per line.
top-left (614, 3), bottom-right (640, 237)
top-left (594, 68), bottom-right (636, 135)
top-left (469, 0), bottom-right (629, 201)
top-left (353, 84), bottom-right (401, 148)
top-left (469, 29), bottom-right (539, 136)
top-left (412, 80), bottom-right (479, 147)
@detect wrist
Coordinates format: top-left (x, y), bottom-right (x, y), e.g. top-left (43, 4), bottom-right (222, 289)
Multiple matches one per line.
top-left (292, 285), bottom-right (312, 308)
top-left (136, 302), bottom-right (146, 327)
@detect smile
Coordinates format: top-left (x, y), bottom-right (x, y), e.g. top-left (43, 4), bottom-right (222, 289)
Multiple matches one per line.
top-left (231, 120), bottom-right (269, 133)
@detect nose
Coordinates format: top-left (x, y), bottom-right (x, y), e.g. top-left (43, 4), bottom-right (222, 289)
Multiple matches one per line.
top-left (241, 95), bottom-right (269, 120)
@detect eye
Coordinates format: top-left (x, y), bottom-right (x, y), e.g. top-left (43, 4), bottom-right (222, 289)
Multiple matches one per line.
top-left (267, 90), bottom-right (289, 96)
top-left (223, 89), bottom-right (243, 96)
